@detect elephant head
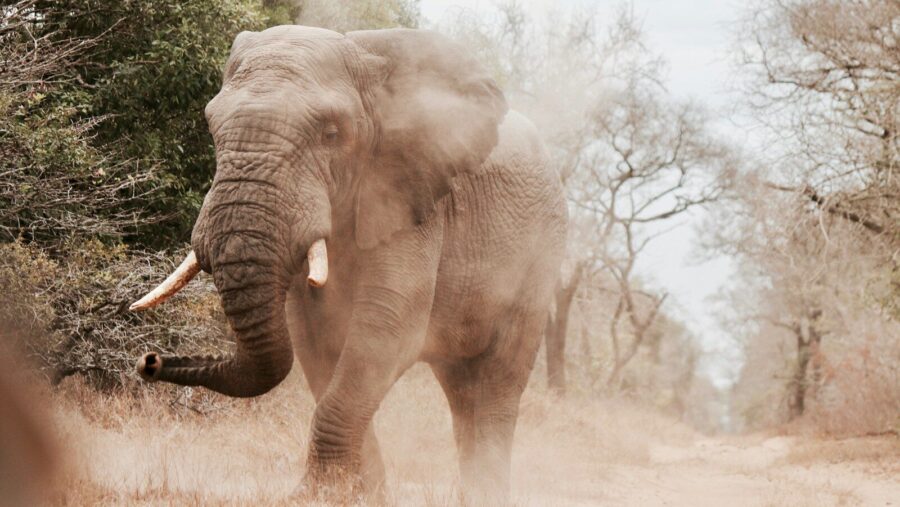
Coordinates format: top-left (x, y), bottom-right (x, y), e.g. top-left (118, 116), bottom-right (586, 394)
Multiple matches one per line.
top-left (130, 26), bottom-right (507, 397)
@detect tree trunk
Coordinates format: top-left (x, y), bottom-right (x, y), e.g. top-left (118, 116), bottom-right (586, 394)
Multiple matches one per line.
top-left (579, 321), bottom-right (593, 388)
top-left (606, 293), bottom-right (666, 390)
top-left (545, 264), bottom-right (585, 396)
top-left (787, 312), bottom-right (821, 420)
top-left (788, 328), bottom-right (811, 420)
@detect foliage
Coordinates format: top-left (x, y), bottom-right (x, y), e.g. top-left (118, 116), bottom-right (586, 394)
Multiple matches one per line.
top-left (0, 92), bottom-right (159, 247)
top-left (22, 0), bottom-right (274, 247)
top-left (0, 2), bottom-right (159, 247)
top-left (0, 1), bottom-right (225, 387)
top-left (0, 240), bottom-right (228, 387)
top-left (297, 0), bottom-right (421, 31)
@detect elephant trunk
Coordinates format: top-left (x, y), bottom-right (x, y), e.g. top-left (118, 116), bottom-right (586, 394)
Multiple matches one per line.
top-left (135, 235), bottom-right (329, 398)
top-left (131, 119), bottom-right (332, 397)
top-left (137, 247), bottom-right (294, 397)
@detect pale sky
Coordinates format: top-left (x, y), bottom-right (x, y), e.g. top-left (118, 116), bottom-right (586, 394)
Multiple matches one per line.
top-left (420, 0), bottom-right (750, 390)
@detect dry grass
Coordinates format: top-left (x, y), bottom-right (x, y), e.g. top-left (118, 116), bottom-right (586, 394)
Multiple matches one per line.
top-left (39, 364), bottom-right (693, 506)
top-left (12, 363), bottom-right (900, 506)
top-left (784, 436), bottom-right (900, 474)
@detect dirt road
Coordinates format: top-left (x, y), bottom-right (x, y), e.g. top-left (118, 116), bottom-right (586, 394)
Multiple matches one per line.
top-left (594, 436), bottom-right (900, 506)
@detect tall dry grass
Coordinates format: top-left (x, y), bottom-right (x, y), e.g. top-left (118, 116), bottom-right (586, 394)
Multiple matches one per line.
top-left (41, 363), bottom-right (695, 506)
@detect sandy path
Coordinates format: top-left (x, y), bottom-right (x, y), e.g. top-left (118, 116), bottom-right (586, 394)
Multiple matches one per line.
top-left (596, 436), bottom-right (900, 507)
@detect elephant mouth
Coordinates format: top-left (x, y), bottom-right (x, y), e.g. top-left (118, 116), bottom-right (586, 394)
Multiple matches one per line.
top-left (130, 238), bottom-right (329, 311)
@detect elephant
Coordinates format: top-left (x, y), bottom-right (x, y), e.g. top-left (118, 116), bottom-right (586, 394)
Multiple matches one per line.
top-left (130, 25), bottom-right (566, 502)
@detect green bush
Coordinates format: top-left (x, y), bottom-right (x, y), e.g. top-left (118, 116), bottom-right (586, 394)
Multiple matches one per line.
top-left (33, 0), bottom-right (274, 247)
top-left (0, 89), bottom-right (159, 248)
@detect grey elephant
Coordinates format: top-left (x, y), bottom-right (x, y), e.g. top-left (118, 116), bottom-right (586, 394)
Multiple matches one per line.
top-left (131, 25), bottom-right (566, 501)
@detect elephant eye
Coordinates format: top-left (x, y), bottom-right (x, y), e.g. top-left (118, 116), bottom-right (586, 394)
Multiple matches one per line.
top-left (322, 124), bottom-right (339, 144)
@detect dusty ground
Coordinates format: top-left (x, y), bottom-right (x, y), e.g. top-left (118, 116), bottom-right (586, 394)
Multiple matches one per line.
top-left (42, 365), bottom-right (900, 506)
top-left (607, 436), bottom-right (899, 506)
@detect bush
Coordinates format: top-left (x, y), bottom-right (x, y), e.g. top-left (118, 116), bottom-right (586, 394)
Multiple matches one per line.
top-left (0, 2), bottom-right (160, 247)
top-left (26, 0), bottom-right (275, 247)
top-left (0, 241), bottom-right (230, 388)
top-left (0, 1), bottom-right (229, 389)
top-left (0, 91), bottom-right (161, 248)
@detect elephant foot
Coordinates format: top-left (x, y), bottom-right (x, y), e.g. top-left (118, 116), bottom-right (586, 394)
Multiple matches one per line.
top-left (362, 474), bottom-right (387, 505)
top-left (290, 479), bottom-right (358, 504)
top-left (295, 462), bottom-right (384, 505)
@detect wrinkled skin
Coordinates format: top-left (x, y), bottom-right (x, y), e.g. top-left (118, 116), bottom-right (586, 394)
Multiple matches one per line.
top-left (141, 25), bottom-right (566, 502)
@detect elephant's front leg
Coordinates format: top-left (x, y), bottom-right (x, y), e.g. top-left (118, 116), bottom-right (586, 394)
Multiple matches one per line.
top-left (304, 221), bottom-right (443, 494)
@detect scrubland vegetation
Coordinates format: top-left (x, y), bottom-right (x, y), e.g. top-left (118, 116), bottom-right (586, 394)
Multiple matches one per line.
top-left (1, 0), bottom-right (897, 504)
top-left (719, 0), bottom-right (899, 435)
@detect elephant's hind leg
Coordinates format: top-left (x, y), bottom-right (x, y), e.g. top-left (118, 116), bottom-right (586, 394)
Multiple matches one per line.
top-left (433, 357), bottom-right (527, 504)
top-left (432, 316), bottom-right (542, 504)
top-left (431, 361), bottom-right (477, 479)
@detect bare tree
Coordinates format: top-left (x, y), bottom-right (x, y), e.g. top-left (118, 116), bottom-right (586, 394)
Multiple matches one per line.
top-left (572, 80), bottom-right (734, 391)
top-left (712, 168), bottom-right (900, 432)
top-left (741, 0), bottom-right (899, 243)
top-left (721, 0), bottom-right (900, 433)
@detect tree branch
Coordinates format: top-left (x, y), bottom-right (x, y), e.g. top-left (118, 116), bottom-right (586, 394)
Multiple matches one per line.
top-left (765, 182), bottom-right (885, 234)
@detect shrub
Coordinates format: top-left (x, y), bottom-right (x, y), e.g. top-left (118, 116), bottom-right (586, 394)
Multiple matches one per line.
top-left (0, 2), bottom-right (160, 248)
top-left (0, 91), bottom-right (161, 248)
top-left (23, 0), bottom-right (274, 247)
top-left (0, 241), bottom-right (230, 388)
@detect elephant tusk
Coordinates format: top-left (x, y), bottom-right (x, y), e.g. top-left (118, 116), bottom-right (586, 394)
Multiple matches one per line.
top-left (129, 251), bottom-right (200, 311)
top-left (307, 239), bottom-right (328, 288)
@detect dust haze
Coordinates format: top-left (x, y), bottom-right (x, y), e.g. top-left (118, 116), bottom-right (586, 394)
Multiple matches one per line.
top-left (6, 360), bottom-right (900, 505)
top-left (1, 0), bottom-right (899, 506)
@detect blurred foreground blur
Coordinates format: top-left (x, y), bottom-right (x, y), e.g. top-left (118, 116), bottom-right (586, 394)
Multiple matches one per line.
top-left (0, 348), bottom-right (56, 507)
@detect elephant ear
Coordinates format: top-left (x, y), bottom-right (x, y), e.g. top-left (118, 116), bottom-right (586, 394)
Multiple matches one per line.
top-left (347, 29), bottom-right (508, 249)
